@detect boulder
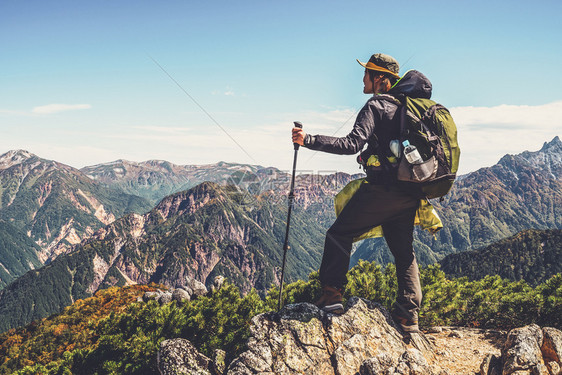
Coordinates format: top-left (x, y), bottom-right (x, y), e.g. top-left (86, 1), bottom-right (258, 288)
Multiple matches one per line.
top-left (329, 298), bottom-right (407, 375)
top-left (480, 325), bottom-right (562, 375)
top-left (177, 285), bottom-right (193, 296)
top-left (157, 338), bottom-right (215, 375)
top-left (158, 291), bottom-right (173, 305)
top-left (143, 291), bottom-right (161, 302)
top-left (172, 288), bottom-right (191, 303)
top-left (226, 298), bottom-right (431, 375)
top-left (502, 324), bottom-right (546, 375)
top-left (211, 275), bottom-right (226, 293)
top-left (185, 277), bottom-right (208, 298)
top-left (542, 327), bottom-right (562, 366)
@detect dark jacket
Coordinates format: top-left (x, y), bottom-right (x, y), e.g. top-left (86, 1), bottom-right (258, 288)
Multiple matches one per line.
top-left (304, 70), bottom-right (433, 163)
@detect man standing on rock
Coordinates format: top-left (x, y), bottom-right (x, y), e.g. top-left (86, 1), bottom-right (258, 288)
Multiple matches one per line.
top-left (292, 53), bottom-right (433, 333)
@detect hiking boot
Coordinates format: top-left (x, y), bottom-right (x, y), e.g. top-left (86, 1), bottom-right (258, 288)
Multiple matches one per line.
top-left (391, 309), bottom-right (420, 333)
top-left (314, 285), bottom-right (344, 314)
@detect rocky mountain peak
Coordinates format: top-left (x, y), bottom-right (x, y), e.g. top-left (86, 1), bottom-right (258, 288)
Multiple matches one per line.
top-left (495, 136), bottom-right (561, 179)
top-left (540, 135), bottom-right (562, 152)
top-left (154, 181), bottom-right (225, 221)
top-left (0, 149), bottom-right (37, 170)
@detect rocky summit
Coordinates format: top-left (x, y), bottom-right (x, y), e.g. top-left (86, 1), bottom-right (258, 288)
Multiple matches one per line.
top-left (157, 299), bottom-right (562, 375)
top-left (159, 298), bottom-right (440, 375)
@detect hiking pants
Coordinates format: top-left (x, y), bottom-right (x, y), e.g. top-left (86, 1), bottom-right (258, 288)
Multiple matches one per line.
top-left (319, 182), bottom-right (422, 317)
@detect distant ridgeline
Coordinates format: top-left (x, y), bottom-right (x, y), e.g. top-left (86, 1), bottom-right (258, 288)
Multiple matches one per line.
top-left (439, 229), bottom-right (562, 286)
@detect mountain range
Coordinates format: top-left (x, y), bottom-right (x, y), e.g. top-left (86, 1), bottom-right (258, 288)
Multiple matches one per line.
top-left (0, 150), bottom-right (153, 287)
top-left (0, 136), bottom-right (559, 332)
top-left (80, 159), bottom-right (268, 205)
top-left (0, 151), bottom-right (309, 288)
top-left (0, 182), bottom-right (329, 332)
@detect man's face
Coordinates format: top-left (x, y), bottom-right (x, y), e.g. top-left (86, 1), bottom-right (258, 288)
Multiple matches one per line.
top-left (363, 70), bottom-right (373, 94)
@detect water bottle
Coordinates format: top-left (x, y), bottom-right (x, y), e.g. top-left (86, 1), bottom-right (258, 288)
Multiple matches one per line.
top-left (402, 140), bottom-right (423, 164)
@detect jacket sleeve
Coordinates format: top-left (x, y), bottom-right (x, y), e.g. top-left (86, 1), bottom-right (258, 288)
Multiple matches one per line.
top-left (303, 102), bottom-right (375, 155)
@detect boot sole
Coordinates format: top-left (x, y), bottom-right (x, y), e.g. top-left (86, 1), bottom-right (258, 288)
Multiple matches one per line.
top-left (322, 303), bottom-right (344, 315)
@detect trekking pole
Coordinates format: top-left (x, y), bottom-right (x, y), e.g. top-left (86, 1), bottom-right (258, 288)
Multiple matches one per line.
top-left (278, 121), bottom-right (302, 311)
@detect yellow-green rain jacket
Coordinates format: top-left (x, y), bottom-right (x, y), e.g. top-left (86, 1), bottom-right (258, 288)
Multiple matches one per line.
top-left (334, 178), bottom-right (443, 242)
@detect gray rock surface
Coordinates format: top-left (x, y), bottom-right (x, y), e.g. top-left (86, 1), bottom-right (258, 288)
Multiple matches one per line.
top-left (502, 324), bottom-right (546, 375)
top-left (391, 348), bottom-right (433, 375)
top-left (153, 302), bottom-right (562, 375)
top-left (212, 349), bottom-right (226, 375)
top-left (157, 338), bottom-right (215, 375)
top-left (226, 298), bottom-right (432, 375)
top-left (480, 354), bottom-right (502, 375)
top-left (177, 285), bottom-right (193, 295)
top-left (143, 291), bottom-right (161, 302)
top-left (360, 353), bottom-right (396, 374)
top-left (211, 275), bottom-right (226, 293)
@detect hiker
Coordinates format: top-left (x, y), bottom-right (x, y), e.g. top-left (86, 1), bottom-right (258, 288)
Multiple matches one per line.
top-left (292, 53), bottom-right (432, 333)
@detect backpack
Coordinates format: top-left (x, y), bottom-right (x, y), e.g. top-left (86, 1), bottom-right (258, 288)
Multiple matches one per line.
top-left (395, 96), bottom-right (460, 199)
top-left (358, 94), bottom-right (460, 199)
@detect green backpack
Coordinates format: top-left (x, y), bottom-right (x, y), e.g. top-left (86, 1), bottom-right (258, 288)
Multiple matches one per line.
top-left (395, 96), bottom-right (461, 199)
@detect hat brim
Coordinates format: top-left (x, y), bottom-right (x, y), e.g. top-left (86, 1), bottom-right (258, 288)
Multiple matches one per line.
top-left (357, 59), bottom-right (400, 79)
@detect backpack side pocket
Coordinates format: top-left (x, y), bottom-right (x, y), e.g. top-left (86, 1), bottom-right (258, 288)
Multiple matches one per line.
top-left (397, 156), bottom-right (438, 182)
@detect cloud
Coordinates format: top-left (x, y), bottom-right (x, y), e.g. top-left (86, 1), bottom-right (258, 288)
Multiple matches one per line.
top-left (212, 86), bottom-right (235, 96)
top-left (450, 101), bottom-right (562, 174)
top-left (5, 101), bottom-right (558, 178)
top-left (32, 103), bottom-right (92, 115)
top-left (450, 101), bottom-right (562, 127)
top-left (250, 103), bottom-right (561, 176)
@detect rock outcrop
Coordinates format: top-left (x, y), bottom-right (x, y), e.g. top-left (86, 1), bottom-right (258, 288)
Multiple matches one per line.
top-left (156, 299), bottom-right (562, 375)
top-left (480, 324), bottom-right (562, 375)
top-left (158, 298), bottom-right (443, 375)
top-left (226, 298), bottom-right (438, 375)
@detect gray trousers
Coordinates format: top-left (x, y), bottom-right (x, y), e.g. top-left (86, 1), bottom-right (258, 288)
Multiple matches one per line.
top-left (319, 182), bottom-right (422, 317)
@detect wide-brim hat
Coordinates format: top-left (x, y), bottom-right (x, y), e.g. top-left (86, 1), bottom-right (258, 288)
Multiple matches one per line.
top-left (357, 53), bottom-right (400, 79)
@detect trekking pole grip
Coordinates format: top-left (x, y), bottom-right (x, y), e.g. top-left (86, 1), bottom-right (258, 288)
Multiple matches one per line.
top-left (293, 121), bottom-right (303, 151)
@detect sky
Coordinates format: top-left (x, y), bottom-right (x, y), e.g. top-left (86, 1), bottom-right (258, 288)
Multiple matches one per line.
top-left (1, 0), bottom-right (561, 176)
